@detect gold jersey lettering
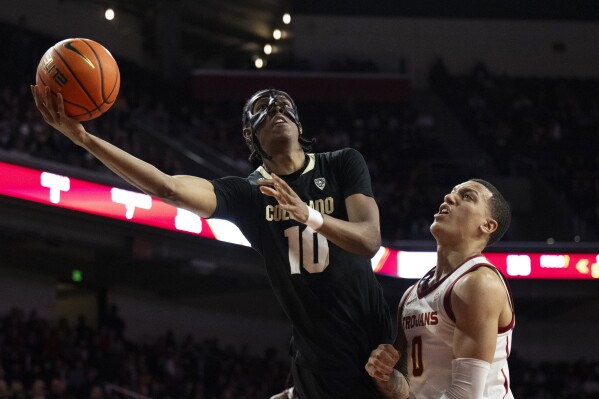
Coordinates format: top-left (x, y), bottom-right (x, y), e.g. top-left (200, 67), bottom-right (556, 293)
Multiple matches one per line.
top-left (266, 197), bottom-right (335, 222)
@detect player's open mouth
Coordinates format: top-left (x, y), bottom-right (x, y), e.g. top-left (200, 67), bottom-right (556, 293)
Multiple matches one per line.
top-left (273, 117), bottom-right (286, 125)
top-left (435, 204), bottom-right (450, 217)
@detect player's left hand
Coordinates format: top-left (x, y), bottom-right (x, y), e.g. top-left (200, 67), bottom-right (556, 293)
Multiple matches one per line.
top-left (31, 85), bottom-right (86, 145)
top-left (259, 173), bottom-right (309, 223)
top-left (365, 344), bottom-right (400, 381)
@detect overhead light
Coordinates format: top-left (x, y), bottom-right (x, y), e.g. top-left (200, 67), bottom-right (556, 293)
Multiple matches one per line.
top-left (282, 13), bottom-right (291, 24)
top-left (254, 57), bottom-right (265, 69)
top-left (264, 44), bottom-right (273, 55)
top-left (273, 29), bottom-right (282, 40)
top-left (105, 8), bottom-right (115, 21)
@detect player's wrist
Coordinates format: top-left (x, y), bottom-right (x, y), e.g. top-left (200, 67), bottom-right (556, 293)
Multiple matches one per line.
top-left (375, 370), bottom-right (408, 399)
top-left (305, 206), bottom-right (324, 230)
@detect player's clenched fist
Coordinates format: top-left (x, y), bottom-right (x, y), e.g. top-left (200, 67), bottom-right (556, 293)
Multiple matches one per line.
top-left (365, 344), bottom-right (400, 381)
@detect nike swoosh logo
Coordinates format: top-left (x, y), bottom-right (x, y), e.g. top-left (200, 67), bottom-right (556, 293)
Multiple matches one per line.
top-left (63, 40), bottom-right (95, 68)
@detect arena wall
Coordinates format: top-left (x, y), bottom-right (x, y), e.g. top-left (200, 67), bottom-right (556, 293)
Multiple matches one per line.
top-left (293, 16), bottom-right (599, 85)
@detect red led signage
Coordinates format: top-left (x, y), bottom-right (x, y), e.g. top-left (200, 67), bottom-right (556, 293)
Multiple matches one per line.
top-left (1, 161), bottom-right (597, 279)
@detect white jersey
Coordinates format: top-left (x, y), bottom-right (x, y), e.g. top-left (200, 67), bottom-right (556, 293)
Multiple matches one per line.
top-left (400, 255), bottom-right (515, 399)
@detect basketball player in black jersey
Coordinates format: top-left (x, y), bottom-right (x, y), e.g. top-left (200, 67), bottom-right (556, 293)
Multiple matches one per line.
top-left (32, 86), bottom-right (393, 398)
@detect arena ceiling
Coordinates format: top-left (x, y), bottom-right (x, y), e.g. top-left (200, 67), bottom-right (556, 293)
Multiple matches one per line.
top-left (290, 0), bottom-right (599, 20)
top-left (102, 0), bottom-right (599, 21)
top-left (78, 0), bottom-right (291, 68)
top-left (86, 0), bottom-right (599, 71)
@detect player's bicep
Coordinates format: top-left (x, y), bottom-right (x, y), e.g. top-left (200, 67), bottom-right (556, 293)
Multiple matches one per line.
top-left (451, 270), bottom-right (506, 362)
top-left (168, 175), bottom-right (217, 218)
top-left (345, 193), bottom-right (380, 227)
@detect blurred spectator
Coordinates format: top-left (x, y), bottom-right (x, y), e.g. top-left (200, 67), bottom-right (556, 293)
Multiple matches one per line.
top-left (431, 60), bottom-right (599, 237)
top-left (0, 307), bottom-right (289, 399)
top-left (2, 306), bottom-right (598, 398)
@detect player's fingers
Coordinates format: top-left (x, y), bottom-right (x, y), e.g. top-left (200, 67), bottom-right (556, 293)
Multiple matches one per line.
top-left (271, 174), bottom-right (293, 195)
top-left (377, 344), bottom-right (400, 361)
top-left (260, 187), bottom-right (292, 209)
top-left (272, 175), bottom-right (305, 213)
top-left (259, 186), bottom-right (277, 197)
top-left (31, 85), bottom-right (45, 110)
top-left (370, 348), bottom-right (399, 369)
top-left (365, 362), bottom-right (391, 381)
top-left (370, 357), bottom-right (396, 374)
top-left (42, 86), bottom-right (60, 120)
top-left (257, 178), bottom-right (274, 187)
top-left (56, 92), bottom-right (66, 118)
top-left (44, 86), bottom-right (53, 107)
top-left (31, 85), bottom-right (43, 110)
top-left (48, 88), bottom-right (61, 116)
top-left (259, 177), bottom-right (291, 203)
top-left (32, 86), bottom-right (54, 122)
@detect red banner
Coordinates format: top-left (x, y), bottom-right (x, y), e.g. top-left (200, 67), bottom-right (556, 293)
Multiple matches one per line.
top-left (1, 161), bottom-right (597, 280)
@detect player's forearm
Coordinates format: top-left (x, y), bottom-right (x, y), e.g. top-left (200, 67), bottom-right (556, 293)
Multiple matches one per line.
top-left (317, 215), bottom-right (381, 257)
top-left (80, 131), bottom-right (175, 200)
top-left (374, 370), bottom-right (410, 399)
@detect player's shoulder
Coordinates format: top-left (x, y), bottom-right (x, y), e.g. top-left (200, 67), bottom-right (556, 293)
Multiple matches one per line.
top-left (316, 147), bottom-right (364, 162)
top-left (211, 174), bottom-right (254, 192)
top-left (331, 147), bottom-right (363, 157)
top-left (247, 168), bottom-right (264, 183)
top-left (455, 264), bottom-right (507, 298)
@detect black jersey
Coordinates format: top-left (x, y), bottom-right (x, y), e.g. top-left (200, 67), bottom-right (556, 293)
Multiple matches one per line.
top-left (211, 148), bottom-right (392, 395)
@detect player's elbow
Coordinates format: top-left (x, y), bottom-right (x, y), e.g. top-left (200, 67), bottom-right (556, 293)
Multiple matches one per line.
top-left (153, 176), bottom-right (180, 204)
top-left (362, 231), bottom-right (382, 258)
top-left (364, 242), bottom-right (381, 258)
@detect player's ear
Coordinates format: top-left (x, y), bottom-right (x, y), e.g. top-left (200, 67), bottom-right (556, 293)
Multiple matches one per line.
top-left (481, 218), bottom-right (498, 235)
top-left (242, 127), bottom-right (252, 140)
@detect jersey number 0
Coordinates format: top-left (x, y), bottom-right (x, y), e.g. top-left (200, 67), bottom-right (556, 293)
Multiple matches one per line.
top-left (284, 226), bottom-right (330, 273)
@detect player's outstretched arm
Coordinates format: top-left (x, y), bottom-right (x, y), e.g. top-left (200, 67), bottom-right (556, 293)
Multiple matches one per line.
top-left (31, 85), bottom-right (217, 218)
top-left (259, 173), bottom-right (381, 257)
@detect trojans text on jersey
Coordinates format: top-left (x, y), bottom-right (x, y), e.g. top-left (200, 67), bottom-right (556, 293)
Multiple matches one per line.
top-left (403, 311), bottom-right (439, 330)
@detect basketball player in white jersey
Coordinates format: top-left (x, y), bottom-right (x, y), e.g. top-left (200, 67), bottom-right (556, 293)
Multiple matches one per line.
top-left (365, 179), bottom-right (514, 399)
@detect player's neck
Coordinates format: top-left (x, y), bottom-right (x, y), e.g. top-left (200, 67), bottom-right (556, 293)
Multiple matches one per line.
top-left (435, 245), bottom-right (483, 279)
top-left (262, 149), bottom-right (306, 176)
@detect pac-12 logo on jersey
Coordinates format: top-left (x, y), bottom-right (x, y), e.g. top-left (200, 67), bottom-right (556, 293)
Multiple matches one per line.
top-left (314, 178), bottom-right (326, 190)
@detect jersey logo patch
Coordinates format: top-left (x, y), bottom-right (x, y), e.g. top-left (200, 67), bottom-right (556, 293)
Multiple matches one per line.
top-left (314, 178), bottom-right (326, 190)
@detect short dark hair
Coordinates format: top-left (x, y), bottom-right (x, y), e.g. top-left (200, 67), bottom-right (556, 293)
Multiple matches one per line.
top-left (470, 178), bottom-right (511, 246)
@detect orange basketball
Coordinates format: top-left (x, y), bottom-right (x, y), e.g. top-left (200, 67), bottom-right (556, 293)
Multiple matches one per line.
top-left (36, 38), bottom-right (120, 121)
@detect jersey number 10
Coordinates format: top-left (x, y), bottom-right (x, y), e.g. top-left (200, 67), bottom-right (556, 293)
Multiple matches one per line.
top-left (285, 226), bottom-right (330, 274)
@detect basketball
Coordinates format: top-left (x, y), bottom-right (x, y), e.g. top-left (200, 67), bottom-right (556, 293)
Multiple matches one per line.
top-left (35, 38), bottom-right (120, 121)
